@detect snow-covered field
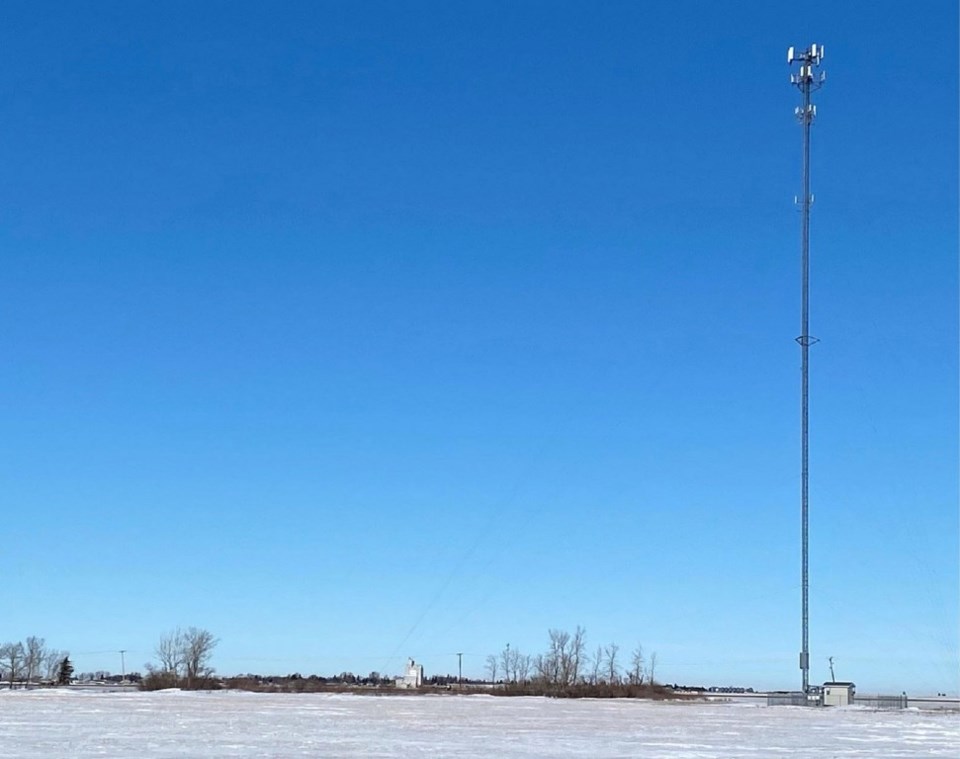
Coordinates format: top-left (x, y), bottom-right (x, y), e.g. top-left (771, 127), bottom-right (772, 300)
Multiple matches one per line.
top-left (0, 689), bottom-right (956, 758)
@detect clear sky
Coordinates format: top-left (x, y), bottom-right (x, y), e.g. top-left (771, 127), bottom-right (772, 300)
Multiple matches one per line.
top-left (1, 1), bottom-right (956, 695)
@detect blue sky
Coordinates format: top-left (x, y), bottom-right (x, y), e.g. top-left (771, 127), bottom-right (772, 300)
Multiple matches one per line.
top-left (1, 1), bottom-right (956, 694)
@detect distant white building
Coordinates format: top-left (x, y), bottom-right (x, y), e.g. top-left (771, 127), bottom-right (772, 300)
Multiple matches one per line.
top-left (395, 658), bottom-right (424, 689)
top-left (822, 682), bottom-right (855, 707)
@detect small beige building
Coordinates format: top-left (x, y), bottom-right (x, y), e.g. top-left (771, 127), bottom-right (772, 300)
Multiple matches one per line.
top-left (822, 681), bottom-right (855, 707)
top-left (395, 658), bottom-right (424, 689)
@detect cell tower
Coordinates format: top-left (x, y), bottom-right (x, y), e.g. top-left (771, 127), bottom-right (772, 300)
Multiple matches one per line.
top-left (787, 43), bottom-right (825, 695)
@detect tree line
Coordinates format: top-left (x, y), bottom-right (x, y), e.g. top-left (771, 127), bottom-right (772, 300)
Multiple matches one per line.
top-left (0, 636), bottom-right (72, 687)
top-left (141, 626), bottom-right (219, 690)
top-left (3, 626), bottom-right (669, 700)
top-left (484, 627), bottom-right (664, 697)
top-left (0, 627), bottom-right (218, 691)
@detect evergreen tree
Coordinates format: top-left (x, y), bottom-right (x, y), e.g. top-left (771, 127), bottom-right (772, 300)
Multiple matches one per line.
top-left (57, 656), bottom-right (73, 686)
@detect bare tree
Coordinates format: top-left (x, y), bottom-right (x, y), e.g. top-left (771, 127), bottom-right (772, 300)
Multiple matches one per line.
top-left (516, 653), bottom-right (531, 684)
top-left (541, 626), bottom-right (588, 687)
top-left (546, 629), bottom-right (569, 685)
top-left (498, 644), bottom-right (524, 684)
top-left (150, 626), bottom-right (218, 687)
top-left (155, 628), bottom-right (185, 677)
top-left (0, 642), bottom-right (25, 688)
top-left (590, 644), bottom-right (604, 684)
top-left (646, 651), bottom-right (657, 685)
top-left (532, 653), bottom-right (548, 683)
top-left (485, 654), bottom-right (498, 683)
top-left (182, 627), bottom-right (218, 688)
top-left (629, 644), bottom-right (644, 685)
top-left (604, 643), bottom-right (621, 685)
top-left (43, 650), bottom-right (66, 681)
top-left (24, 637), bottom-right (46, 683)
top-left (569, 626), bottom-right (587, 684)
top-left (499, 643), bottom-right (513, 683)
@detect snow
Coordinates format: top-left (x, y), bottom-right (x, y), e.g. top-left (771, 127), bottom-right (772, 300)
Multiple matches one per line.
top-left (0, 689), bottom-right (957, 757)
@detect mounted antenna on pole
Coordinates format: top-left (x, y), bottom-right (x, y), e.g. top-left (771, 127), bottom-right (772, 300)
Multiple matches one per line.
top-left (788, 43), bottom-right (825, 695)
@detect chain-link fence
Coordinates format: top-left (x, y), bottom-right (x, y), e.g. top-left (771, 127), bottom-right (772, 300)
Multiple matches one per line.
top-left (853, 694), bottom-right (909, 709)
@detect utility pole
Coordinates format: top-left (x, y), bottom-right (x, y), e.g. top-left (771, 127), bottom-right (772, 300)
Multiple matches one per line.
top-left (457, 652), bottom-right (463, 689)
top-left (787, 43), bottom-right (825, 695)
